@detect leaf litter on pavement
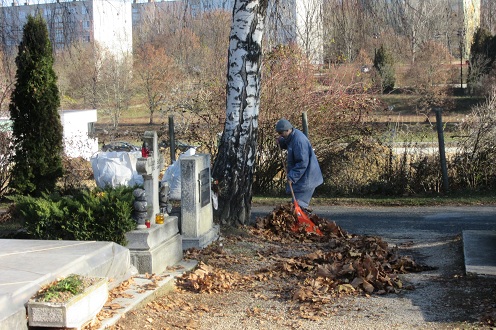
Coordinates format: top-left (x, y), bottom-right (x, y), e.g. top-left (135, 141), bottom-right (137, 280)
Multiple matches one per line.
top-left (177, 203), bottom-right (431, 305)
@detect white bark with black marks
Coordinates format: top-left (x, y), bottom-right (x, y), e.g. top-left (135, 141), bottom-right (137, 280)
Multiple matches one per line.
top-left (212, 0), bottom-right (268, 226)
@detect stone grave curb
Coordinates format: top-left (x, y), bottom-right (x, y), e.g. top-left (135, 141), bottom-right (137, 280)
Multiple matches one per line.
top-left (97, 259), bottom-right (198, 330)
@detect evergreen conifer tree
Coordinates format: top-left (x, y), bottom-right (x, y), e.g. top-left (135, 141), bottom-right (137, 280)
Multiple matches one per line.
top-left (9, 15), bottom-right (63, 196)
top-left (373, 45), bottom-right (396, 93)
top-left (468, 28), bottom-right (495, 88)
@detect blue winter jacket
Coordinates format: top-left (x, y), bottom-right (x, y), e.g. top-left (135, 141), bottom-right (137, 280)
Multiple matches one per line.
top-left (279, 128), bottom-right (323, 193)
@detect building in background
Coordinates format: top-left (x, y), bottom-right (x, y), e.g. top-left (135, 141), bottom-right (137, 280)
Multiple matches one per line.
top-left (131, 0), bottom-right (324, 65)
top-left (1, 0), bottom-right (322, 64)
top-left (265, 0), bottom-right (323, 64)
top-left (131, 0), bottom-right (183, 45)
top-left (0, 0), bottom-right (132, 59)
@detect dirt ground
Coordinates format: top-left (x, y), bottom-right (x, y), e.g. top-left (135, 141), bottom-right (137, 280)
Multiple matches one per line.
top-left (101, 208), bottom-right (495, 330)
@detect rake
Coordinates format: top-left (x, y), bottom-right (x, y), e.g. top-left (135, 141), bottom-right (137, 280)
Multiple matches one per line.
top-left (288, 181), bottom-right (323, 236)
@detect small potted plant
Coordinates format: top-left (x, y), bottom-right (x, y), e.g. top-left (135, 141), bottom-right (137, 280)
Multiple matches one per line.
top-left (27, 274), bottom-right (108, 328)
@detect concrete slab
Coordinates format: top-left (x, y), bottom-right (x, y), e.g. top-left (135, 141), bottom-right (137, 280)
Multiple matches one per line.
top-left (462, 230), bottom-right (496, 276)
top-left (0, 239), bottom-right (134, 330)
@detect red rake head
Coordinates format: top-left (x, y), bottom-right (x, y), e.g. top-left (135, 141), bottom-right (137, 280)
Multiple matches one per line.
top-left (291, 203), bottom-right (323, 236)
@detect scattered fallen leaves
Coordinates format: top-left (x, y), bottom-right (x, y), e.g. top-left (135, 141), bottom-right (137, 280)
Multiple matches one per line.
top-left (176, 262), bottom-right (251, 293)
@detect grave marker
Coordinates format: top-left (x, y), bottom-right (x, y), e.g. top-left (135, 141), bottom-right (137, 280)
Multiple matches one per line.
top-left (136, 131), bottom-right (164, 226)
top-left (126, 131), bottom-right (182, 274)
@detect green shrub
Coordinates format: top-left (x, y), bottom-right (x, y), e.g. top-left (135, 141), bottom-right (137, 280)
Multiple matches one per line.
top-left (373, 45), bottom-right (396, 93)
top-left (9, 186), bottom-right (135, 245)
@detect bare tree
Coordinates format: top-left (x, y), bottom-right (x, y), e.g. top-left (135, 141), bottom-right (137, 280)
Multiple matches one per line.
top-left (467, 53), bottom-right (492, 95)
top-left (212, 0), bottom-right (268, 226)
top-left (322, 0), bottom-right (371, 63)
top-left (462, 87), bottom-right (496, 156)
top-left (481, 0), bottom-right (496, 34)
top-left (0, 49), bottom-right (14, 116)
top-left (406, 40), bottom-right (454, 115)
top-left (455, 86), bottom-right (496, 188)
top-left (380, 0), bottom-right (456, 64)
top-left (134, 44), bottom-right (181, 124)
top-left (99, 51), bottom-right (134, 130)
top-left (54, 42), bottom-right (106, 109)
top-left (190, 10), bottom-right (231, 77)
top-left (132, 0), bottom-right (186, 49)
top-left (320, 0), bottom-right (461, 65)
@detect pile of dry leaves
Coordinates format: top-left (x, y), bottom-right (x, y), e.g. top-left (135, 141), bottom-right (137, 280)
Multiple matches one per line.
top-left (177, 203), bottom-right (430, 304)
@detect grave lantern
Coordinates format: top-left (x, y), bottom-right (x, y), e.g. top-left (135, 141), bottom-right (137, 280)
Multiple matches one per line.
top-left (141, 141), bottom-right (150, 158)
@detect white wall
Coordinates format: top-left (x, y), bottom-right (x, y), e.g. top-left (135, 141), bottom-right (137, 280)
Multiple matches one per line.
top-left (59, 109), bottom-right (98, 160)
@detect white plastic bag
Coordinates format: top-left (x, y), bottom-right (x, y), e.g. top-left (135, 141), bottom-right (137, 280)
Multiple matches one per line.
top-left (162, 160), bottom-right (181, 200)
top-left (90, 151), bottom-right (143, 188)
top-left (161, 147), bottom-right (196, 200)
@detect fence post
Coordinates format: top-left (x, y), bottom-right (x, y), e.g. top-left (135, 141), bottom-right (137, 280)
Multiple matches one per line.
top-left (301, 112), bottom-right (309, 137)
top-left (169, 115), bottom-right (176, 163)
top-left (435, 108), bottom-right (449, 193)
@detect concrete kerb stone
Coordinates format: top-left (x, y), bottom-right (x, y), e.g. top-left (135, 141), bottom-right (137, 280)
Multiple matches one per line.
top-left (97, 259), bottom-right (198, 330)
top-left (462, 230), bottom-right (496, 277)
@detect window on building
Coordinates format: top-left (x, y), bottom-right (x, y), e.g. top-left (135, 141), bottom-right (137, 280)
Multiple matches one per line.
top-left (55, 30), bottom-right (63, 44)
top-left (83, 20), bottom-right (90, 29)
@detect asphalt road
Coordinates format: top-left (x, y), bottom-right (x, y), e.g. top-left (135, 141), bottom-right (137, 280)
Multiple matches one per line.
top-left (249, 204), bottom-right (496, 328)
top-left (250, 205), bottom-right (496, 239)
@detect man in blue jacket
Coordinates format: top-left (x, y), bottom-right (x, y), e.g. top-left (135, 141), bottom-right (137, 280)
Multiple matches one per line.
top-left (276, 118), bottom-right (323, 211)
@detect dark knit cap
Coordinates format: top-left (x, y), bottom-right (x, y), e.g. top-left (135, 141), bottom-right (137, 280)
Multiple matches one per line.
top-left (275, 119), bottom-right (293, 131)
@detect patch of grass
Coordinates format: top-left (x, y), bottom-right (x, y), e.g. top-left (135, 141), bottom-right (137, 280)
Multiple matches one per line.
top-left (379, 94), bottom-right (419, 113)
top-left (452, 96), bottom-right (486, 113)
top-left (378, 94), bottom-right (484, 114)
top-left (252, 193), bottom-right (496, 207)
top-left (36, 274), bottom-right (84, 302)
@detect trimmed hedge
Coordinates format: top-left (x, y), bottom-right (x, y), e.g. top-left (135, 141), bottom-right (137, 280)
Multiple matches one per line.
top-left (10, 186), bottom-right (136, 245)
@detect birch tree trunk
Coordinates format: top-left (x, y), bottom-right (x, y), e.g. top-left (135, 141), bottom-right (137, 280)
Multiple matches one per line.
top-left (212, 0), bottom-right (268, 226)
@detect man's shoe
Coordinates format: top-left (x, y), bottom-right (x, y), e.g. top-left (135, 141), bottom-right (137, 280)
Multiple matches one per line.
top-left (303, 207), bottom-right (313, 214)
